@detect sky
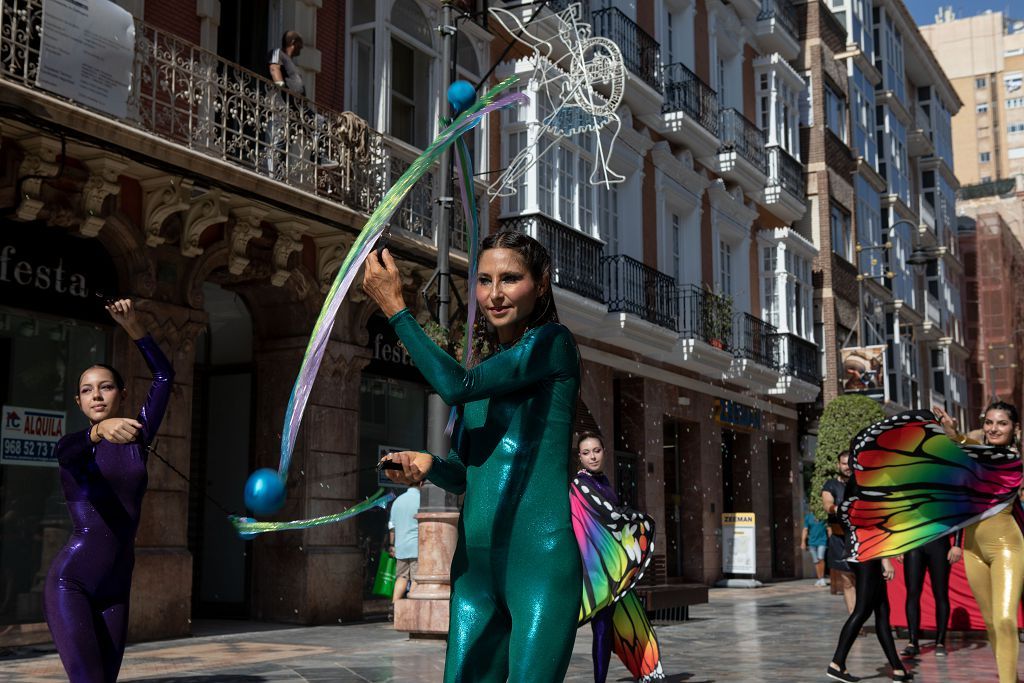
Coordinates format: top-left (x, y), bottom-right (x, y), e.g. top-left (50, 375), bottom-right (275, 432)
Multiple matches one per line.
top-left (907, 0), bottom-right (1024, 27)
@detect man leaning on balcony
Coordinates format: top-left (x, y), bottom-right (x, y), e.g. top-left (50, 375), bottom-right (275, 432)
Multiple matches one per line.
top-left (265, 31), bottom-right (338, 178)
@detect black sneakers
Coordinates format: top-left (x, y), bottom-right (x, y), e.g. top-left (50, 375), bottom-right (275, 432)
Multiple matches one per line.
top-left (826, 665), bottom-right (861, 682)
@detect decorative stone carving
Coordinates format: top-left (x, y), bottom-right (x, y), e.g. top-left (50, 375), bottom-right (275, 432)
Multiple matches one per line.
top-left (228, 207), bottom-right (266, 275)
top-left (15, 136), bottom-right (63, 222)
top-left (313, 233), bottom-right (353, 293)
top-left (79, 155), bottom-right (129, 237)
top-left (181, 188), bottom-right (229, 258)
top-left (271, 220), bottom-right (309, 287)
top-left (142, 176), bottom-right (192, 247)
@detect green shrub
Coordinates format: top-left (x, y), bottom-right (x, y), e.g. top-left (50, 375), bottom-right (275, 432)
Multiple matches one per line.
top-left (809, 394), bottom-right (884, 519)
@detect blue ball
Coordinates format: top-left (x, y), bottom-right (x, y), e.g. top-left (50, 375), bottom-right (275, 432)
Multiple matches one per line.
top-left (448, 80), bottom-right (477, 115)
top-left (244, 468), bottom-right (286, 516)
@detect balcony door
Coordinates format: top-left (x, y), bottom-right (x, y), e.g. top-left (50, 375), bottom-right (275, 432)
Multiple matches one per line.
top-left (218, 0), bottom-right (272, 74)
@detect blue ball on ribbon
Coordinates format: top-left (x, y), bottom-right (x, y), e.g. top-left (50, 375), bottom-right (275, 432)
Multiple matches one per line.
top-left (448, 80), bottom-right (477, 115)
top-left (244, 468), bottom-right (286, 516)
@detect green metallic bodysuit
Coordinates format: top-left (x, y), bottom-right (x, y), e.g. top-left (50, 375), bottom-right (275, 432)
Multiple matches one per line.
top-left (389, 309), bottom-right (582, 682)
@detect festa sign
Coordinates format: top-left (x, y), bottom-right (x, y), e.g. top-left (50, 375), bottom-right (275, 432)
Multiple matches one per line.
top-left (1, 405), bottom-right (65, 467)
top-left (721, 512), bottom-right (756, 575)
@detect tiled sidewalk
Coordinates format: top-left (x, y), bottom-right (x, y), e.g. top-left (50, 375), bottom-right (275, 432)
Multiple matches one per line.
top-left (0, 580), bottom-right (1001, 682)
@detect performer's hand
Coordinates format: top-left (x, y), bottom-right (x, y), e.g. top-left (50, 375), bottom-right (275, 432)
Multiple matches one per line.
top-left (932, 406), bottom-right (959, 441)
top-left (947, 546), bottom-right (963, 564)
top-left (106, 299), bottom-right (146, 340)
top-left (881, 558), bottom-right (895, 581)
top-left (379, 451), bottom-right (432, 485)
top-left (96, 417), bottom-right (143, 444)
top-left (362, 247), bottom-right (406, 317)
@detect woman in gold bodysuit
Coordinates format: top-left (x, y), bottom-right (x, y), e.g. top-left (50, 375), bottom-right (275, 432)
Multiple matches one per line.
top-left (936, 402), bottom-right (1023, 683)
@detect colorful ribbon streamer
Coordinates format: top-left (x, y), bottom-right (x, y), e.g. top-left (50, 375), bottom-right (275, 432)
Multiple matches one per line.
top-left (276, 76), bottom-right (527, 481)
top-left (230, 488), bottom-right (396, 539)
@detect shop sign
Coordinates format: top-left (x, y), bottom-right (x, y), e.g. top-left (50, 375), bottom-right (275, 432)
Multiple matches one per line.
top-left (0, 224), bottom-right (118, 324)
top-left (713, 399), bottom-right (763, 431)
top-left (37, 0), bottom-right (135, 119)
top-left (722, 512), bottom-right (756, 575)
top-left (1, 405), bottom-right (65, 467)
top-left (364, 315), bottom-right (425, 383)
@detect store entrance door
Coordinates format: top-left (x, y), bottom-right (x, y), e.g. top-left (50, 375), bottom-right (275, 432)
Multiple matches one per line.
top-left (189, 283), bottom-right (253, 618)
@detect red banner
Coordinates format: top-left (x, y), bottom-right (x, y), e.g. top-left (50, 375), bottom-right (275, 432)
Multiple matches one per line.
top-left (887, 560), bottom-right (1024, 630)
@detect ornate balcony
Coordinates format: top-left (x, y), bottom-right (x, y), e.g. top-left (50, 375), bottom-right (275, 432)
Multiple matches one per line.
top-left (727, 312), bottom-right (782, 391)
top-left (755, 0), bottom-right (800, 60)
top-left (0, 0), bottom-right (440, 243)
top-left (661, 63), bottom-right (721, 157)
top-left (674, 285), bottom-right (736, 378)
top-left (770, 333), bottom-right (821, 402)
top-left (499, 214), bottom-right (604, 302)
top-left (713, 108), bottom-right (768, 194)
top-left (763, 145), bottom-right (806, 223)
top-left (603, 255), bottom-right (678, 330)
top-left (591, 7), bottom-right (663, 95)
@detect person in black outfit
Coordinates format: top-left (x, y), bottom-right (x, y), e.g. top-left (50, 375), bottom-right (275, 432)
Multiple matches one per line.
top-left (822, 451), bottom-right (856, 613)
top-left (827, 451), bottom-right (912, 683)
top-left (901, 532), bottom-right (962, 658)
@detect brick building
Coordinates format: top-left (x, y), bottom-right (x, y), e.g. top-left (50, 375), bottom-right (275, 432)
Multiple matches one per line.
top-left (0, 0), bottom-right (822, 646)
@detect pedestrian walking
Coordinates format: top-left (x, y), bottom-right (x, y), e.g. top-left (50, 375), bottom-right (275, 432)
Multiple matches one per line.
top-left (388, 482), bottom-right (421, 602)
top-left (802, 507), bottom-right (828, 587)
top-left (822, 451), bottom-right (856, 613)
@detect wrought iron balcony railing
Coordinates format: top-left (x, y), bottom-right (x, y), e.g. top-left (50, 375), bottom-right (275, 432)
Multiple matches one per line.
top-left (591, 7), bottom-right (663, 94)
top-left (720, 108), bottom-right (768, 174)
top-left (677, 285), bottom-right (733, 351)
top-left (0, 0), bottom-right (437, 238)
top-left (773, 333), bottom-right (820, 384)
top-left (733, 312), bottom-right (780, 369)
top-left (499, 214), bottom-right (604, 302)
top-left (768, 146), bottom-right (805, 200)
top-left (662, 62), bottom-right (720, 137)
top-left (604, 255), bottom-right (678, 330)
top-left (757, 0), bottom-right (799, 40)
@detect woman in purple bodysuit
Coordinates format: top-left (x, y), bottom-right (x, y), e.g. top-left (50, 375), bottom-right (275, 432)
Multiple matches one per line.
top-left (44, 299), bottom-right (174, 683)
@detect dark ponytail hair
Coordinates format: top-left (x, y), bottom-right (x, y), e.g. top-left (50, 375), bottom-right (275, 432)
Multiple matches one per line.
top-left (84, 363), bottom-right (125, 391)
top-left (473, 230), bottom-right (559, 355)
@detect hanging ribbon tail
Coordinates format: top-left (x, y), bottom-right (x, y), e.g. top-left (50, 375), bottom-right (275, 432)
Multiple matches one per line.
top-left (229, 488), bottom-right (396, 539)
top-left (276, 76), bottom-right (528, 482)
top-left (445, 134), bottom-right (482, 438)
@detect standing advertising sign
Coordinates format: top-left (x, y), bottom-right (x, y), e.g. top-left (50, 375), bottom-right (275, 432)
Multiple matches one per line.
top-left (1, 405), bottom-right (66, 466)
top-left (722, 512), bottom-right (756, 574)
top-left (37, 0), bottom-right (136, 118)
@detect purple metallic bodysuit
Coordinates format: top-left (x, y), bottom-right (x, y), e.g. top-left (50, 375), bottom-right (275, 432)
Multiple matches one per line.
top-left (579, 469), bottom-right (617, 683)
top-left (44, 336), bottom-right (174, 683)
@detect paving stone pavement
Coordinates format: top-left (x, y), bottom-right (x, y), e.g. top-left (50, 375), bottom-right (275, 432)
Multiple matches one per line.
top-left (0, 580), bottom-right (1006, 682)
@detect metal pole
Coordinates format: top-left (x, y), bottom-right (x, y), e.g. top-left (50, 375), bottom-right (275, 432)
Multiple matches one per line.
top-left (856, 276), bottom-right (864, 348)
top-left (423, 0), bottom-right (456, 513)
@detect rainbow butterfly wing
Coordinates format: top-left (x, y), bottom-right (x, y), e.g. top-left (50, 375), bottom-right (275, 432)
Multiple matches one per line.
top-left (843, 410), bottom-right (1022, 561)
top-left (611, 590), bottom-right (665, 682)
top-left (571, 474), bottom-right (655, 624)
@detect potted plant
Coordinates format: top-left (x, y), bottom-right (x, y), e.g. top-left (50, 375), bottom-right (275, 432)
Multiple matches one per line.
top-left (702, 284), bottom-right (733, 350)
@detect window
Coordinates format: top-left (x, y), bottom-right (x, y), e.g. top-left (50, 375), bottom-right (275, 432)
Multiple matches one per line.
top-left (1007, 97), bottom-right (1024, 108)
top-left (719, 240), bottom-right (733, 296)
top-left (977, 103), bottom-right (989, 113)
top-left (1007, 73), bottom-right (1024, 93)
top-left (1009, 122), bottom-right (1024, 133)
top-left (598, 185), bottom-right (619, 254)
top-left (800, 72), bottom-right (813, 127)
top-left (830, 204), bottom-right (853, 262)
top-left (980, 151), bottom-right (991, 162)
top-left (977, 77), bottom-right (988, 89)
top-left (825, 83), bottom-right (848, 142)
top-left (671, 214), bottom-right (682, 283)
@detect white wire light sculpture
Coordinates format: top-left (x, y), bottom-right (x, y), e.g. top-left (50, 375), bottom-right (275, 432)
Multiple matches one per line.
top-left (487, 2), bottom-right (627, 198)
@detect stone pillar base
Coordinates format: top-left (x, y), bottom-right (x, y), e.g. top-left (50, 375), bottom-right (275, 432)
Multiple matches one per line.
top-left (395, 510), bottom-right (458, 635)
top-left (394, 597), bottom-right (449, 634)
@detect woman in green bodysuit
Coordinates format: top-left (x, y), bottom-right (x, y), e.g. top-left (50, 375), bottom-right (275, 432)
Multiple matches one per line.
top-left (363, 230), bottom-right (582, 682)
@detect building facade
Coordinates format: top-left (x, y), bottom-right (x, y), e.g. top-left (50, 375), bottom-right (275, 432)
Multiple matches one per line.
top-left (921, 9), bottom-right (1024, 187)
top-left (806, 0), bottom-right (970, 426)
top-left (0, 0), bottom-right (822, 646)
